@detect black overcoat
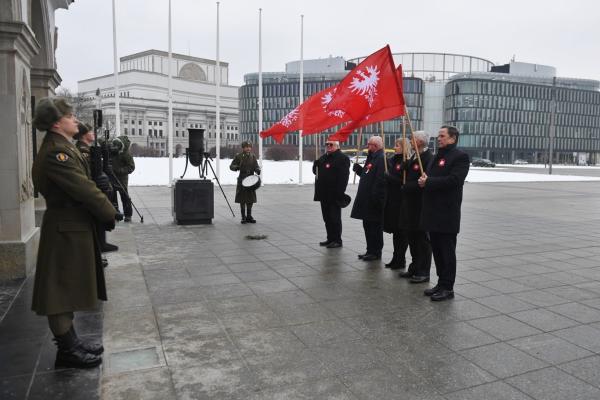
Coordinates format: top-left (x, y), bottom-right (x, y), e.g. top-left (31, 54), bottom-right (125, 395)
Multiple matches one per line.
top-left (420, 144), bottom-right (470, 233)
top-left (383, 154), bottom-right (405, 233)
top-left (401, 149), bottom-right (433, 230)
top-left (351, 149), bottom-right (386, 222)
top-left (312, 149), bottom-right (350, 203)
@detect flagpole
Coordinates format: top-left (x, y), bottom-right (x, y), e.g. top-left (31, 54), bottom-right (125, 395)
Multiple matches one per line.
top-left (111, 0), bottom-right (120, 136)
top-left (258, 8), bottom-right (263, 182)
top-left (167, 0), bottom-right (173, 185)
top-left (298, 14), bottom-right (304, 185)
top-left (215, 1), bottom-right (221, 178)
top-left (402, 116), bottom-right (406, 184)
top-left (353, 127), bottom-right (363, 184)
top-left (404, 105), bottom-right (424, 173)
top-left (380, 122), bottom-right (388, 173)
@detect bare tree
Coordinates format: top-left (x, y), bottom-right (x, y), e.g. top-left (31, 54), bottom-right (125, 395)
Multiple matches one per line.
top-left (55, 87), bottom-right (94, 123)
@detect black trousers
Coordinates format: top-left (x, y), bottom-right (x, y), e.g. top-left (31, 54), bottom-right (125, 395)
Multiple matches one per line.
top-left (111, 176), bottom-right (132, 217)
top-left (407, 229), bottom-right (432, 277)
top-left (429, 232), bottom-right (457, 290)
top-left (363, 219), bottom-right (383, 256)
top-left (320, 201), bottom-right (342, 243)
top-left (392, 230), bottom-right (409, 264)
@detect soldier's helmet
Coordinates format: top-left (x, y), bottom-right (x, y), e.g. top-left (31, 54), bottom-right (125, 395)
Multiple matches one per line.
top-left (33, 97), bottom-right (73, 131)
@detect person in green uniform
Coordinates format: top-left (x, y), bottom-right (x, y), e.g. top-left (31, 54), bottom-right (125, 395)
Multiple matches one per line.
top-left (109, 136), bottom-right (135, 222)
top-left (229, 141), bottom-right (260, 223)
top-left (31, 97), bottom-right (118, 368)
top-left (74, 123), bottom-right (118, 254)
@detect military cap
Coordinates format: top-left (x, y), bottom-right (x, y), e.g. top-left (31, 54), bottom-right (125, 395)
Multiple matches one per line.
top-left (241, 141), bottom-right (253, 148)
top-left (33, 97), bottom-right (73, 131)
top-left (74, 122), bottom-right (92, 140)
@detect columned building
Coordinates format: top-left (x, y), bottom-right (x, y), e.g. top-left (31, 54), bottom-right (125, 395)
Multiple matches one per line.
top-left (78, 50), bottom-right (240, 156)
top-left (1, 0), bottom-right (74, 279)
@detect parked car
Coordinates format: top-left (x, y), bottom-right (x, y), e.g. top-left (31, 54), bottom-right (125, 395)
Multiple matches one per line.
top-left (472, 158), bottom-right (496, 167)
top-left (514, 159), bottom-right (528, 164)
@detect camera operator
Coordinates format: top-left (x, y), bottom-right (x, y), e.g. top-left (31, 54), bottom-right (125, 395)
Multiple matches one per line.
top-left (109, 136), bottom-right (135, 222)
top-left (75, 123), bottom-right (119, 256)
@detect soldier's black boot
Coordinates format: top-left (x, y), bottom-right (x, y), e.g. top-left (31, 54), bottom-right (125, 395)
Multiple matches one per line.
top-left (54, 329), bottom-right (102, 368)
top-left (240, 205), bottom-right (247, 224)
top-left (70, 326), bottom-right (104, 355)
top-left (246, 204), bottom-right (256, 223)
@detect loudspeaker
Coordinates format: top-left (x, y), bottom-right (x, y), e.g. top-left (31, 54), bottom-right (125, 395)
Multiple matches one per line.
top-left (188, 128), bottom-right (205, 167)
top-left (172, 179), bottom-right (214, 224)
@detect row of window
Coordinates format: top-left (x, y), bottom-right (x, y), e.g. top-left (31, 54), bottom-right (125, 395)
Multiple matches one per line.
top-left (459, 134), bottom-right (600, 152)
top-left (121, 119), bottom-right (239, 131)
top-left (454, 121), bottom-right (599, 140)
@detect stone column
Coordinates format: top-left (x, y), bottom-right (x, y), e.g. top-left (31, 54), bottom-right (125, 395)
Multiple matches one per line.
top-left (0, 21), bottom-right (41, 279)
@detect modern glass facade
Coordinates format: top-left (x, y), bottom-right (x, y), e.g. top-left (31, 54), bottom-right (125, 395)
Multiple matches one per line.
top-left (445, 76), bottom-right (600, 163)
top-left (239, 74), bottom-right (423, 149)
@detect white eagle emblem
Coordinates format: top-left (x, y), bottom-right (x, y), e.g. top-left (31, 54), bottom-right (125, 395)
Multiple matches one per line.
top-left (349, 65), bottom-right (380, 107)
top-left (321, 89), bottom-right (345, 118)
top-left (280, 107), bottom-right (299, 128)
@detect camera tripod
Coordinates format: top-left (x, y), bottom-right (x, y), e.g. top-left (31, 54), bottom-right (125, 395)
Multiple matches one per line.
top-left (181, 151), bottom-right (235, 217)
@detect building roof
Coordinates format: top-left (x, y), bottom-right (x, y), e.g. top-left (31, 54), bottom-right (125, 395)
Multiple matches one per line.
top-left (120, 49), bottom-right (228, 66)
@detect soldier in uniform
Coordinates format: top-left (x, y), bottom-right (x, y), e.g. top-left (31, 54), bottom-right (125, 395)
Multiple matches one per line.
top-left (312, 140), bottom-right (350, 248)
top-left (109, 136), bottom-right (135, 222)
top-left (31, 98), bottom-right (117, 368)
top-left (230, 141), bottom-right (261, 223)
top-left (74, 123), bottom-right (118, 254)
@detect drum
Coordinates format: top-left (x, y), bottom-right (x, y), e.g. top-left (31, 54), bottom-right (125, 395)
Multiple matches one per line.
top-left (241, 175), bottom-right (261, 190)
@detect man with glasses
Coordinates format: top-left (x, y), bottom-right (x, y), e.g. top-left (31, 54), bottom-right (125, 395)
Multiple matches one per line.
top-left (313, 141), bottom-right (350, 248)
top-left (352, 136), bottom-right (386, 261)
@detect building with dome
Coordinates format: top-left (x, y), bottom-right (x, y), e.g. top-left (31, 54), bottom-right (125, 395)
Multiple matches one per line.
top-left (78, 50), bottom-right (240, 156)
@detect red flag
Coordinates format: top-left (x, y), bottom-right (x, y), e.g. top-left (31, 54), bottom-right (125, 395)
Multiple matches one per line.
top-left (326, 45), bottom-right (404, 122)
top-left (300, 85), bottom-right (351, 135)
top-left (328, 65), bottom-right (406, 142)
top-left (259, 106), bottom-right (301, 144)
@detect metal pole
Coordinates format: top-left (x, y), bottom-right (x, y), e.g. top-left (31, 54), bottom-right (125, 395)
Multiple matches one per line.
top-left (549, 76), bottom-right (556, 175)
top-left (258, 8), bottom-right (263, 181)
top-left (111, 0), bottom-right (120, 136)
top-left (168, 0), bottom-right (174, 185)
top-left (298, 14), bottom-right (304, 185)
top-left (215, 1), bottom-right (221, 178)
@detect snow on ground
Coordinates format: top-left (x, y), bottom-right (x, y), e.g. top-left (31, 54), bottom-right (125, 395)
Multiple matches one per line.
top-left (497, 164), bottom-right (600, 169)
top-left (129, 157), bottom-right (600, 186)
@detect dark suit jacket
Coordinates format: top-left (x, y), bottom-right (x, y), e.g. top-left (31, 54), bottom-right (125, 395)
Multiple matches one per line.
top-left (420, 144), bottom-right (470, 233)
top-left (401, 149), bottom-right (433, 231)
top-left (313, 149), bottom-right (350, 203)
top-left (351, 149), bottom-right (385, 222)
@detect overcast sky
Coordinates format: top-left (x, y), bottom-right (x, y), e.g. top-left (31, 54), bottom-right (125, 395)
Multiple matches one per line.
top-left (55, 0), bottom-right (600, 91)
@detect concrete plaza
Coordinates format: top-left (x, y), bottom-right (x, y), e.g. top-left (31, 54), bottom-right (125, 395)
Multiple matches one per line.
top-left (3, 176), bottom-right (600, 399)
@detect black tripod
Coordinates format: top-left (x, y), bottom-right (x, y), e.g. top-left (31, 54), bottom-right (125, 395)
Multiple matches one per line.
top-left (181, 151), bottom-right (235, 217)
top-left (109, 172), bottom-right (145, 223)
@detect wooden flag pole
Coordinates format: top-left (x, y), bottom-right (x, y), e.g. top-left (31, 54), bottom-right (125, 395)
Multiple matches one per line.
top-left (401, 116), bottom-right (407, 184)
top-left (315, 134), bottom-right (319, 179)
top-left (380, 122), bottom-right (388, 173)
top-left (353, 127), bottom-right (363, 184)
top-left (404, 105), bottom-right (424, 174)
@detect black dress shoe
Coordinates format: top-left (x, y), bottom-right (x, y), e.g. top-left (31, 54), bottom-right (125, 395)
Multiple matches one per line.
top-left (361, 254), bottom-right (381, 261)
top-left (101, 242), bottom-right (119, 253)
top-left (398, 271), bottom-right (414, 279)
top-left (246, 216), bottom-right (256, 223)
top-left (319, 240), bottom-right (332, 246)
top-left (410, 275), bottom-right (430, 284)
top-left (241, 219), bottom-right (247, 224)
top-left (326, 241), bottom-right (342, 248)
top-left (124, 216), bottom-right (132, 222)
top-left (384, 259), bottom-right (397, 268)
top-left (358, 253), bottom-right (368, 259)
top-left (424, 285), bottom-right (441, 296)
top-left (431, 289), bottom-right (454, 301)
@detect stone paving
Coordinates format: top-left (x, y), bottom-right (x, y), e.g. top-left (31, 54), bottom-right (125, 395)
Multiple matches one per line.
top-left (3, 178), bottom-right (600, 399)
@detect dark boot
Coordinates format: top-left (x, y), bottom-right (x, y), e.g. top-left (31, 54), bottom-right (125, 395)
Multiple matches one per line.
top-left (54, 329), bottom-right (102, 368)
top-left (246, 204), bottom-right (256, 223)
top-left (102, 242), bottom-right (119, 252)
top-left (240, 204), bottom-right (247, 224)
top-left (70, 326), bottom-right (104, 355)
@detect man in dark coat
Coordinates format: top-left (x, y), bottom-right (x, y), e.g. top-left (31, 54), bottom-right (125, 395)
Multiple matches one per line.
top-left (383, 138), bottom-right (410, 269)
top-left (419, 126), bottom-right (470, 301)
top-left (230, 141), bottom-right (261, 223)
top-left (31, 97), bottom-right (117, 368)
top-left (110, 136), bottom-right (135, 222)
top-left (313, 140), bottom-right (350, 248)
top-left (75, 123), bottom-right (118, 255)
top-left (351, 136), bottom-right (386, 261)
top-left (398, 131), bottom-right (433, 283)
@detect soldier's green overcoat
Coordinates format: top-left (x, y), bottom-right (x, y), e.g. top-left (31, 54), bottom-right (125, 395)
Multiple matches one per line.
top-left (229, 152), bottom-right (260, 204)
top-left (31, 133), bottom-right (116, 316)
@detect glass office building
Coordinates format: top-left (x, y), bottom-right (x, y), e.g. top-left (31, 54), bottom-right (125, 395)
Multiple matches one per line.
top-left (445, 64), bottom-right (600, 164)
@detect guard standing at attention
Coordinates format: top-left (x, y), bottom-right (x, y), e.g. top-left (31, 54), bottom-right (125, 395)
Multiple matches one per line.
top-left (230, 141), bottom-right (261, 223)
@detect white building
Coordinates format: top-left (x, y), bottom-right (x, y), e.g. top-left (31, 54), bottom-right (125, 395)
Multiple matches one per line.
top-left (78, 50), bottom-right (239, 156)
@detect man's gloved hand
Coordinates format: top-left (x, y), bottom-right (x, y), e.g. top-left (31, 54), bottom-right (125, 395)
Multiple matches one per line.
top-left (105, 219), bottom-right (116, 231)
top-left (115, 212), bottom-right (124, 222)
top-left (95, 173), bottom-right (112, 194)
top-left (352, 163), bottom-right (363, 173)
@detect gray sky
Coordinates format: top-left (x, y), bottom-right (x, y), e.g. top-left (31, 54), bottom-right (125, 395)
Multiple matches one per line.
top-left (55, 0), bottom-right (600, 91)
